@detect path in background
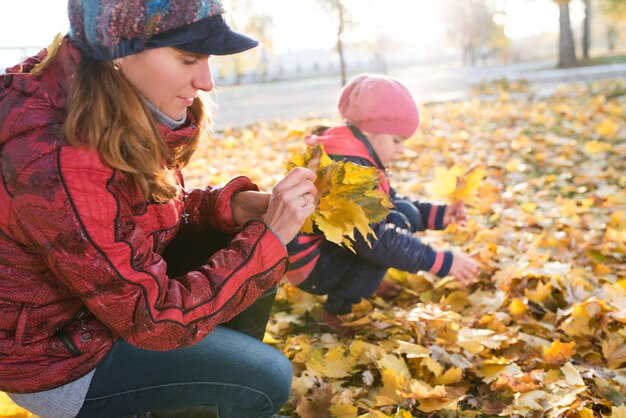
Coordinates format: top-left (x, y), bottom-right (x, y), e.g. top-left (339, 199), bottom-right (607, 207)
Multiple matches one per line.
top-left (212, 61), bottom-right (626, 130)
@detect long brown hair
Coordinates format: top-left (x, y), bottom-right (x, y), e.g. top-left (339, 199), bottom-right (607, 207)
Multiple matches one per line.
top-left (62, 51), bottom-right (210, 202)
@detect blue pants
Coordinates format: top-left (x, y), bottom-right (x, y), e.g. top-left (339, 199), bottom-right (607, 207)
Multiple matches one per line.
top-left (298, 241), bottom-right (388, 315)
top-left (75, 231), bottom-right (292, 417)
top-left (75, 325), bottom-right (292, 418)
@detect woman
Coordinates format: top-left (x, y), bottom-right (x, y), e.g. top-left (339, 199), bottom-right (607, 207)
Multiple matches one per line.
top-left (0, 1), bottom-right (316, 417)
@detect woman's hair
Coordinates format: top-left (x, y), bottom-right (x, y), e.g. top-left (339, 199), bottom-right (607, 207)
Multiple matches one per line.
top-left (62, 54), bottom-right (210, 202)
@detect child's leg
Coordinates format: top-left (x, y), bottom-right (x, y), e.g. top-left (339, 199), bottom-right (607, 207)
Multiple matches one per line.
top-left (296, 242), bottom-right (352, 296)
top-left (324, 261), bottom-right (388, 315)
top-left (298, 242), bottom-right (388, 315)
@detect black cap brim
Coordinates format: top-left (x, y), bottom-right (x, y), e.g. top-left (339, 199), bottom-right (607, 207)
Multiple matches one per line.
top-left (145, 14), bottom-right (258, 56)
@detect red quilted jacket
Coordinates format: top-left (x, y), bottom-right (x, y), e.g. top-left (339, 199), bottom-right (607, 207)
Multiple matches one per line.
top-left (0, 39), bottom-right (288, 393)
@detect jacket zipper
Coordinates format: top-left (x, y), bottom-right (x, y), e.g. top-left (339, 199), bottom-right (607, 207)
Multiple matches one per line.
top-left (58, 332), bottom-right (81, 356)
top-left (55, 307), bottom-right (91, 357)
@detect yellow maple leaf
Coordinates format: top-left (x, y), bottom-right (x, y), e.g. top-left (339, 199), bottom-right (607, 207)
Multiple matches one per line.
top-left (509, 298), bottom-right (529, 319)
top-left (584, 140), bottom-right (613, 155)
top-left (521, 202), bottom-right (538, 213)
top-left (596, 118), bottom-right (619, 137)
top-left (376, 353), bottom-right (411, 379)
top-left (394, 340), bottom-right (429, 358)
top-left (391, 410), bottom-right (413, 418)
top-left (560, 303), bottom-right (592, 337)
top-left (329, 402), bottom-right (358, 418)
top-left (424, 165), bottom-right (485, 203)
top-left (402, 380), bottom-right (447, 400)
top-left (286, 144), bottom-right (392, 251)
top-left (433, 367), bottom-right (464, 385)
top-left (417, 396), bottom-right (459, 413)
top-left (361, 411), bottom-right (394, 418)
top-left (525, 281), bottom-right (552, 304)
top-left (542, 340), bottom-right (576, 365)
top-left (424, 166), bottom-right (461, 199)
top-left (454, 165), bottom-right (487, 202)
top-left (281, 284), bottom-right (319, 315)
top-left (306, 346), bottom-right (358, 378)
top-left (579, 407), bottom-right (595, 418)
top-left (602, 335), bottom-right (626, 369)
top-left (560, 362), bottom-right (585, 387)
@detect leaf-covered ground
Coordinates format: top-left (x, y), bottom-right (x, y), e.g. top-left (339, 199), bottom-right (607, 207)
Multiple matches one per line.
top-left (1, 80), bottom-right (625, 418)
top-left (188, 80), bottom-right (625, 418)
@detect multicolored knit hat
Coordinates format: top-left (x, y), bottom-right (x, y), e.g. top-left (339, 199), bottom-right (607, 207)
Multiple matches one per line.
top-left (68, 0), bottom-right (258, 60)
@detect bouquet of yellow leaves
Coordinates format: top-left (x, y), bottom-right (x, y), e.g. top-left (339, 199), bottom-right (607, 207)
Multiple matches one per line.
top-left (286, 144), bottom-right (392, 252)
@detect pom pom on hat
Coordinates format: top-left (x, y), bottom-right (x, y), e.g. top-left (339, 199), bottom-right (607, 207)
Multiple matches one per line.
top-left (338, 73), bottom-right (420, 138)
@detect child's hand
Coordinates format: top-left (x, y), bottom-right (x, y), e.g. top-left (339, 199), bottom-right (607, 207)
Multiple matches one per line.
top-left (448, 252), bottom-right (480, 286)
top-left (444, 201), bottom-right (468, 226)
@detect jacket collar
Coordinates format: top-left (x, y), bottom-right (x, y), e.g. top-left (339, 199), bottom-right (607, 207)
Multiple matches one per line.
top-left (157, 112), bottom-right (199, 148)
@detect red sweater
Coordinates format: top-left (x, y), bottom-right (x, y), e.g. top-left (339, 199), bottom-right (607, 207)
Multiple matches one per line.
top-left (0, 39), bottom-right (287, 393)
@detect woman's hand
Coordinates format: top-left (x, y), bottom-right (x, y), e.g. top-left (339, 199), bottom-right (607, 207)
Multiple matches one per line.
top-left (231, 191), bottom-right (271, 226)
top-left (443, 201), bottom-right (468, 226)
top-left (448, 252), bottom-right (480, 286)
top-left (264, 167), bottom-right (317, 244)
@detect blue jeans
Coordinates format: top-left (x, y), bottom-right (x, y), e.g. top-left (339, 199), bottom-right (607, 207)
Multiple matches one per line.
top-left (75, 325), bottom-right (292, 418)
top-left (75, 230), bottom-right (292, 417)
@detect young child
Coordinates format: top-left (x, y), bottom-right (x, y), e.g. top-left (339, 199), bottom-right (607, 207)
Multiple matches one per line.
top-left (286, 73), bottom-right (481, 336)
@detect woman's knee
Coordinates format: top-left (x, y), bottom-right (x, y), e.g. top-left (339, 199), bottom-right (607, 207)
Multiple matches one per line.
top-left (270, 350), bottom-right (293, 409)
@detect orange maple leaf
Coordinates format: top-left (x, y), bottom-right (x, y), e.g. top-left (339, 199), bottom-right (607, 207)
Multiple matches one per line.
top-left (542, 340), bottom-right (576, 365)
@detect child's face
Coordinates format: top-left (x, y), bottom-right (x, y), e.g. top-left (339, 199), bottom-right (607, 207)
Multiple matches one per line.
top-left (366, 133), bottom-right (407, 167)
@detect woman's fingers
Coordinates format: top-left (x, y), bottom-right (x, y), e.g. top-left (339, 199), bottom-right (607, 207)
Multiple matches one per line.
top-left (274, 167), bottom-right (316, 192)
top-left (264, 168), bottom-right (318, 244)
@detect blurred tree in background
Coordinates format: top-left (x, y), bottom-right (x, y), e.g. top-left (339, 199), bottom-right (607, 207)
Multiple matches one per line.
top-left (599, 0), bottom-right (626, 51)
top-left (438, 0), bottom-right (510, 66)
top-left (317, 0), bottom-right (351, 86)
top-left (582, 0), bottom-right (592, 59)
top-left (554, 0), bottom-right (578, 67)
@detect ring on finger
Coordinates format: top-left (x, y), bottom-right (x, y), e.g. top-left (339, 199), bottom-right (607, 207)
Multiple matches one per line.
top-left (301, 193), bottom-right (312, 207)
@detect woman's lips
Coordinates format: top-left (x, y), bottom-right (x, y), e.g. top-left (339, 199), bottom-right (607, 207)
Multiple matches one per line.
top-left (178, 97), bottom-right (194, 107)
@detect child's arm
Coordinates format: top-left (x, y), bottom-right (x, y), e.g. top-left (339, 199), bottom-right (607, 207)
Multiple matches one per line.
top-left (356, 217), bottom-right (480, 284)
top-left (410, 201), bottom-right (447, 230)
top-left (352, 222), bottom-right (453, 277)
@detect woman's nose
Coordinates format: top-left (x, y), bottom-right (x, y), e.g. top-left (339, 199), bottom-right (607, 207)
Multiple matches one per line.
top-left (193, 59), bottom-right (214, 92)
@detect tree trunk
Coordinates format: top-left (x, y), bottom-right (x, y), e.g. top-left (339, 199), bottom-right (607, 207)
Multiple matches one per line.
top-left (336, 1), bottom-right (347, 86)
top-left (582, 0), bottom-right (591, 60)
top-left (607, 25), bottom-right (618, 52)
top-left (558, 1), bottom-right (577, 68)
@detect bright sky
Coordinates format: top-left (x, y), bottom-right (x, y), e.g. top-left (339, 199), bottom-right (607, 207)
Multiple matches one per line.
top-left (0, 0), bottom-right (571, 66)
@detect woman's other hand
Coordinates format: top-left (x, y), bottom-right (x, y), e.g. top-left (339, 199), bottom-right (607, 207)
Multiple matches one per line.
top-left (264, 167), bottom-right (317, 244)
top-left (231, 191), bottom-right (271, 226)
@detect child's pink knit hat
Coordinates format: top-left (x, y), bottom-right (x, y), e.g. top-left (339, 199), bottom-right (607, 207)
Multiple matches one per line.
top-left (338, 74), bottom-right (420, 138)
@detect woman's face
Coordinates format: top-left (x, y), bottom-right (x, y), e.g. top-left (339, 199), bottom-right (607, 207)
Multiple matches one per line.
top-left (116, 47), bottom-right (214, 120)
